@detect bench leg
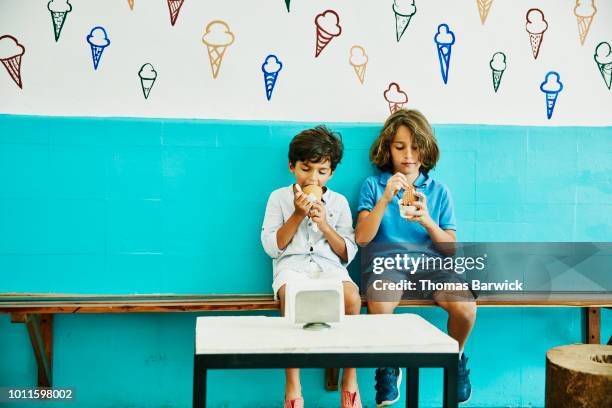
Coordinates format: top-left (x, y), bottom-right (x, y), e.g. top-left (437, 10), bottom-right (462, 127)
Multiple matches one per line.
top-left (443, 358), bottom-right (458, 408)
top-left (325, 368), bottom-right (339, 391)
top-left (193, 357), bottom-right (207, 408)
top-left (407, 368), bottom-right (419, 408)
top-left (12, 313), bottom-right (53, 387)
top-left (584, 307), bottom-right (600, 344)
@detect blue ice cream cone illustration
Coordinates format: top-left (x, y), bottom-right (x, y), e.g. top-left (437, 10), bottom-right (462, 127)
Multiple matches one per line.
top-left (86, 26), bottom-right (110, 70)
top-left (262, 55), bottom-right (283, 101)
top-left (434, 24), bottom-right (455, 84)
top-left (540, 71), bottom-right (563, 120)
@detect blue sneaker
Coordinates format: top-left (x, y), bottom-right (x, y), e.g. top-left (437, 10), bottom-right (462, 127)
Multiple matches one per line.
top-left (458, 353), bottom-right (472, 403)
top-left (374, 367), bottom-right (402, 407)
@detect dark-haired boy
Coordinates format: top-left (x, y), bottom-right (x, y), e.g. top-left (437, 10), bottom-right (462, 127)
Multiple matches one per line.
top-left (261, 126), bottom-right (363, 408)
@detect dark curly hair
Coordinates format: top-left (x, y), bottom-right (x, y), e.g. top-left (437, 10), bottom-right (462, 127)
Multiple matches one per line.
top-left (288, 125), bottom-right (343, 170)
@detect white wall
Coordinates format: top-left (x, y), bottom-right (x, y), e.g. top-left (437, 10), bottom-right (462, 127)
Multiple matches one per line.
top-left (0, 0), bottom-right (611, 125)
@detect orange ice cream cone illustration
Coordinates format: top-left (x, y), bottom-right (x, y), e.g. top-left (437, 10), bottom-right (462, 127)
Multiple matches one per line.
top-left (476, 0), bottom-right (493, 25)
top-left (202, 20), bottom-right (235, 79)
top-left (349, 46), bottom-right (368, 84)
top-left (574, 1), bottom-right (597, 46)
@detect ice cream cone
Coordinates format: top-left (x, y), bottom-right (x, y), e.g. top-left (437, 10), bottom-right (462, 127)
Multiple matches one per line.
top-left (315, 26), bottom-right (335, 57)
top-left (167, 0), bottom-right (184, 26)
top-left (303, 185), bottom-right (323, 201)
top-left (437, 44), bottom-right (452, 84)
top-left (477, 0), bottom-right (493, 25)
top-left (127, 0), bottom-right (134, 10)
top-left (90, 44), bottom-right (105, 70)
top-left (597, 62), bottom-right (612, 90)
top-left (140, 77), bottom-right (155, 99)
top-left (492, 69), bottom-right (504, 92)
top-left (388, 102), bottom-right (403, 114)
top-left (1, 55), bottom-right (23, 89)
top-left (285, 0), bottom-right (291, 12)
top-left (264, 71), bottom-right (279, 100)
top-left (303, 185), bottom-right (323, 232)
top-left (352, 63), bottom-right (366, 84)
top-left (576, 16), bottom-right (593, 45)
top-left (51, 11), bottom-right (68, 42)
top-left (206, 44), bottom-right (227, 79)
top-left (545, 91), bottom-right (558, 119)
top-left (399, 185), bottom-right (417, 220)
top-left (394, 12), bottom-right (413, 42)
top-left (529, 32), bottom-right (543, 59)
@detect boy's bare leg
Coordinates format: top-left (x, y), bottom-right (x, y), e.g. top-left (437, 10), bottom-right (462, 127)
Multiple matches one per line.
top-left (278, 285), bottom-right (302, 399)
top-left (340, 282), bottom-right (361, 392)
top-left (366, 280), bottom-right (402, 314)
top-left (433, 290), bottom-right (477, 352)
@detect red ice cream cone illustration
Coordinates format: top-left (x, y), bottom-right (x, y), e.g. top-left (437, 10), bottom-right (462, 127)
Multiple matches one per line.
top-left (0, 35), bottom-right (25, 89)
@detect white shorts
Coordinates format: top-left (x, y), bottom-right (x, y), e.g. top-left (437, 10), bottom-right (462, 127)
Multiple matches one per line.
top-left (272, 261), bottom-right (358, 300)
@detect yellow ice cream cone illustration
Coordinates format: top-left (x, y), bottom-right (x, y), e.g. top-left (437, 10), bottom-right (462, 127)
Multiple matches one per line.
top-left (349, 45), bottom-right (368, 84)
top-left (574, 1), bottom-right (597, 46)
top-left (202, 20), bottom-right (235, 79)
top-left (477, 0), bottom-right (493, 25)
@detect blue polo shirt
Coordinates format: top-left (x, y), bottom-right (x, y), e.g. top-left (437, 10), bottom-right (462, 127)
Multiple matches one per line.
top-left (357, 171), bottom-right (456, 245)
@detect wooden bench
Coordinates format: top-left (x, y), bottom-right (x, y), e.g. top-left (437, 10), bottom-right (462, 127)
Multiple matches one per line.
top-left (1, 293), bottom-right (610, 390)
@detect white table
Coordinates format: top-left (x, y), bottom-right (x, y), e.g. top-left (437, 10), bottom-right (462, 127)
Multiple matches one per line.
top-left (193, 314), bottom-right (459, 407)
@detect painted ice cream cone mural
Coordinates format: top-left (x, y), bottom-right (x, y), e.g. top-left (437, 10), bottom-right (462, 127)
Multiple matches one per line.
top-left (574, 1), bottom-right (597, 46)
top-left (392, 0), bottom-right (416, 42)
top-left (314, 10), bottom-right (341, 58)
top-left (285, 0), bottom-right (291, 13)
top-left (434, 24), bottom-right (455, 84)
top-left (349, 46), bottom-right (368, 84)
top-left (202, 20), bottom-right (235, 79)
top-left (594, 41), bottom-right (612, 90)
top-left (138, 63), bottom-right (157, 99)
top-left (0, 35), bottom-right (25, 89)
top-left (525, 9), bottom-right (548, 59)
top-left (489, 52), bottom-right (506, 93)
top-left (167, 0), bottom-right (184, 26)
top-left (86, 27), bottom-right (110, 70)
top-left (47, 0), bottom-right (72, 42)
top-left (384, 82), bottom-right (408, 114)
top-left (540, 71), bottom-right (563, 120)
top-left (262, 55), bottom-right (283, 101)
top-left (476, 0), bottom-right (493, 25)
top-left (127, 0), bottom-right (134, 11)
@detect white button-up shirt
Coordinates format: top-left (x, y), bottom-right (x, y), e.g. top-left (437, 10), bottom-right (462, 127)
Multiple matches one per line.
top-left (261, 185), bottom-right (358, 280)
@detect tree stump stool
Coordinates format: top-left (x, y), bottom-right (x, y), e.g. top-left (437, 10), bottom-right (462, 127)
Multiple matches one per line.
top-left (545, 344), bottom-right (612, 408)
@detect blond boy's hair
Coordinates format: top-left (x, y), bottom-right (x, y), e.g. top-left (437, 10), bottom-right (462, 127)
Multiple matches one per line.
top-left (370, 109), bottom-right (440, 174)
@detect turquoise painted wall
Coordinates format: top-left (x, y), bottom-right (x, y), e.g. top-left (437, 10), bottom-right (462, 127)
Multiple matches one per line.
top-left (0, 115), bottom-right (610, 407)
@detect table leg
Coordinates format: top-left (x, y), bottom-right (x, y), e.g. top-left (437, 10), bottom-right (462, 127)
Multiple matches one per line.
top-left (193, 357), bottom-right (207, 408)
top-left (407, 367), bottom-right (419, 408)
top-left (443, 357), bottom-right (458, 408)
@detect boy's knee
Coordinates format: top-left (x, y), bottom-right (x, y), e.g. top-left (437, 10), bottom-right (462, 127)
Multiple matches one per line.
top-left (448, 301), bottom-right (477, 321)
top-left (343, 283), bottom-right (362, 315)
top-left (367, 301), bottom-right (396, 315)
